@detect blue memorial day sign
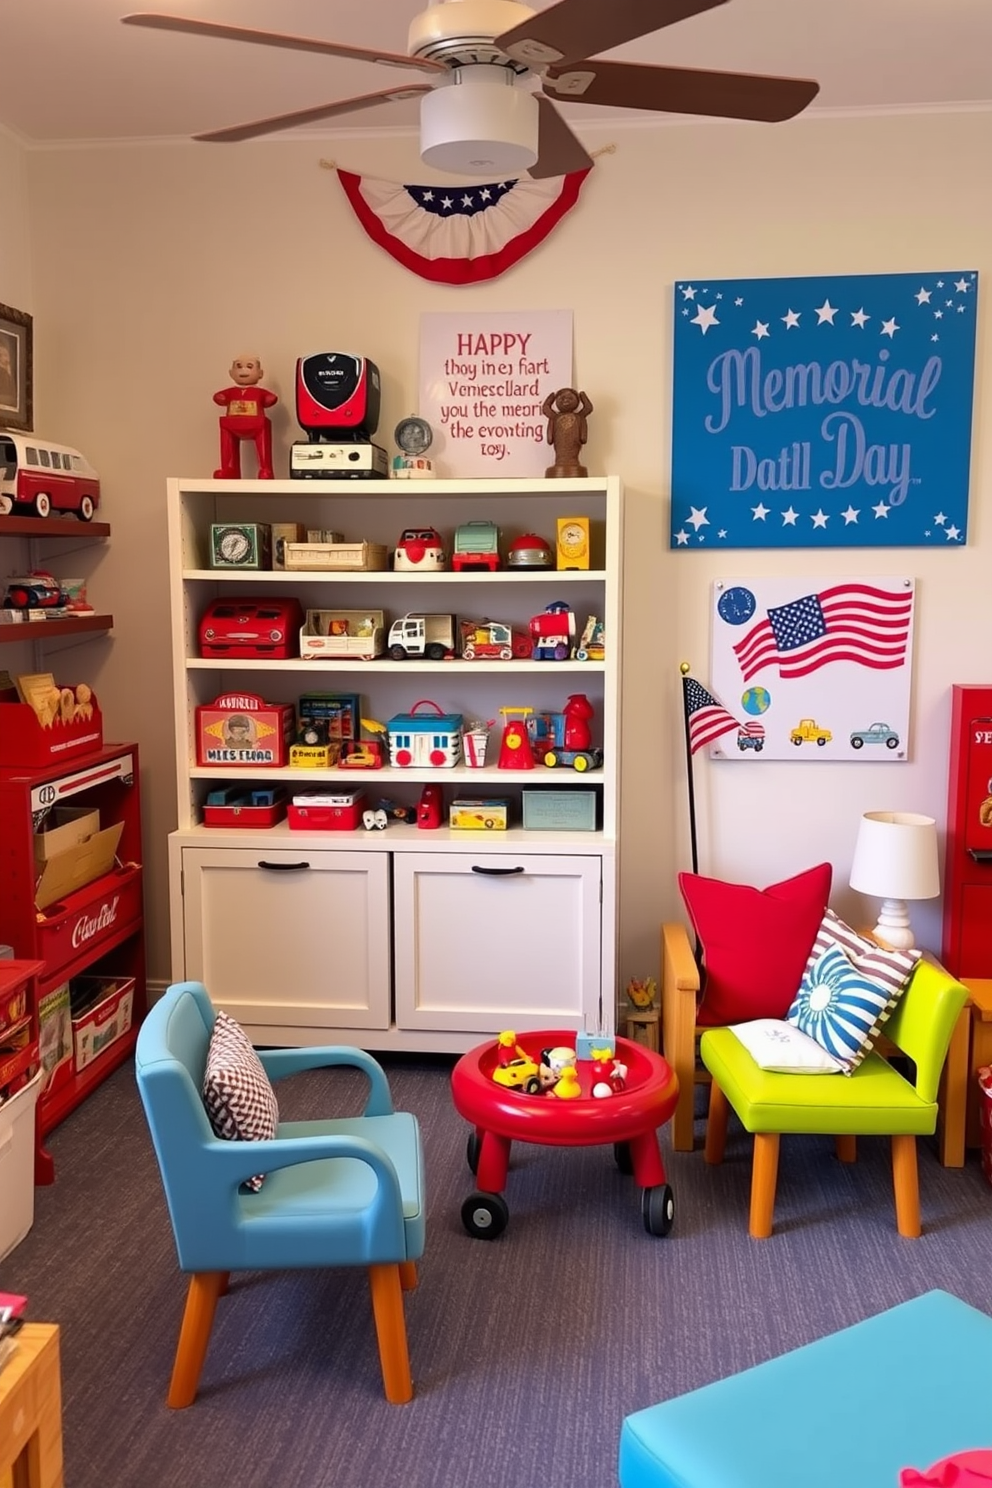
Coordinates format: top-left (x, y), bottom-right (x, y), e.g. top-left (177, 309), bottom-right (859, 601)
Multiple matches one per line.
top-left (670, 271), bottom-right (978, 549)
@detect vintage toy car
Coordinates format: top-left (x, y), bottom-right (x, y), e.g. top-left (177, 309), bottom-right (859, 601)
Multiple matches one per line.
top-left (459, 619), bottom-right (531, 660)
top-left (199, 597), bottom-right (303, 659)
top-left (850, 722), bottom-right (900, 749)
top-left (393, 526), bottom-right (446, 572)
top-left (3, 571), bottom-right (68, 609)
top-left (790, 718), bottom-right (833, 746)
top-left (492, 1056), bottom-right (542, 1094)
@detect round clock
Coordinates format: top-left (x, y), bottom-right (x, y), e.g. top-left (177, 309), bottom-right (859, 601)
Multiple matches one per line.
top-left (216, 527), bottom-right (251, 564)
top-left (394, 416), bottom-right (433, 456)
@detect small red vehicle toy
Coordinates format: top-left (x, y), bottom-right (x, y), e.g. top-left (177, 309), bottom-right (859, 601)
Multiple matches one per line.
top-left (393, 526), bottom-right (446, 572)
top-left (198, 597), bottom-right (303, 658)
top-left (3, 571), bottom-right (68, 608)
top-left (529, 600), bottom-right (576, 660)
top-left (459, 619), bottom-right (531, 660)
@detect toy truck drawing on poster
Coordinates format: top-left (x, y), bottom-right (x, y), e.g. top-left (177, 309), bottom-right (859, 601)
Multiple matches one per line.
top-left (387, 613), bottom-right (457, 660)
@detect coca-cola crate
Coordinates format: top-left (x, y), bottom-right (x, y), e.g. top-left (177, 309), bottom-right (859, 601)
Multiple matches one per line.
top-left (34, 864), bottom-right (143, 977)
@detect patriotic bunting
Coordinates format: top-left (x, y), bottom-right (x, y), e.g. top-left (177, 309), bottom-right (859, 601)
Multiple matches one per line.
top-left (336, 167), bottom-right (591, 285)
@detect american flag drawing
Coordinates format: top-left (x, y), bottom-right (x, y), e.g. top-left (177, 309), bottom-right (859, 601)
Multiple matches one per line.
top-left (682, 675), bottom-right (741, 755)
top-left (732, 583), bottom-right (914, 683)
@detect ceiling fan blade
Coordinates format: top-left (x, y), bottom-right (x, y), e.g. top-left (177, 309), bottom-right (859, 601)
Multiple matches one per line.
top-left (497, 0), bottom-right (729, 70)
top-left (543, 59), bottom-right (819, 122)
top-left (193, 86), bottom-right (432, 144)
top-left (529, 97), bottom-right (594, 179)
top-left (121, 13), bottom-right (446, 76)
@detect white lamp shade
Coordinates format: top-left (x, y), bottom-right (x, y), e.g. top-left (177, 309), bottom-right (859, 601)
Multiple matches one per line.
top-left (849, 811), bottom-right (941, 902)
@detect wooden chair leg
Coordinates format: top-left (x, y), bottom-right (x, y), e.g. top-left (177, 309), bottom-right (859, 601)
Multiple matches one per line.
top-left (399, 1261), bottom-right (418, 1292)
top-left (891, 1133), bottom-right (921, 1238)
top-left (168, 1270), bottom-right (227, 1408)
top-left (835, 1135), bottom-right (857, 1163)
top-left (749, 1133), bottom-right (780, 1239)
top-left (369, 1263), bottom-right (413, 1404)
top-left (704, 1080), bottom-right (729, 1165)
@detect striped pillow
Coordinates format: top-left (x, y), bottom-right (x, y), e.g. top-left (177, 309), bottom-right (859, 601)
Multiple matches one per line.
top-left (785, 910), bottom-right (921, 1073)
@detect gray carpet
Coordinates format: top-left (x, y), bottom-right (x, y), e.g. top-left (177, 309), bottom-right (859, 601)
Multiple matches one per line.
top-left (3, 1056), bottom-right (992, 1488)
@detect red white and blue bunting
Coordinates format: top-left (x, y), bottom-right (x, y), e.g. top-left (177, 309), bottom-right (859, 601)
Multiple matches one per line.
top-left (336, 167), bottom-right (592, 285)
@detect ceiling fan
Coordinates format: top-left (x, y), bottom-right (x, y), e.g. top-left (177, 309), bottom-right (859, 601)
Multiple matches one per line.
top-left (121, 0), bottom-right (819, 179)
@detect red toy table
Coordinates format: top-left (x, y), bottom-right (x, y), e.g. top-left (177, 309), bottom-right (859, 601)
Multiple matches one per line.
top-left (450, 1031), bottom-right (680, 1238)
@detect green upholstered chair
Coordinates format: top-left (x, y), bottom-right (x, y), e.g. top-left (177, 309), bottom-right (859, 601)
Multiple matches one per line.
top-left (699, 958), bottom-right (968, 1238)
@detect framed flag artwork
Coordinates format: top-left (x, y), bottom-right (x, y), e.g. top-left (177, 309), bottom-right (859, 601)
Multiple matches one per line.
top-left (709, 575), bottom-right (915, 761)
top-left (670, 271), bottom-right (978, 549)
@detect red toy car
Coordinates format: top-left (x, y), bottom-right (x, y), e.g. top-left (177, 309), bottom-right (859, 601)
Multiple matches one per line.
top-left (393, 527), bottom-right (446, 572)
top-left (3, 572), bottom-right (68, 609)
top-left (198, 597), bottom-right (303, 658)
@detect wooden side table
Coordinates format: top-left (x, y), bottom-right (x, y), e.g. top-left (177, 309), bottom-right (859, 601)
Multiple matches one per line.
top-left (0, 1325), bottom-right (63, 1488)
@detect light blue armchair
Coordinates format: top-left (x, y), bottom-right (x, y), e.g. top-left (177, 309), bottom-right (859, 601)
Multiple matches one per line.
top-left (135, 981), bottom-right (426, 1406)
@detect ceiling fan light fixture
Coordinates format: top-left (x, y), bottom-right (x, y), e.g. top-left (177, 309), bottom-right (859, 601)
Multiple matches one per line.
top-left (420, 65), bottom-right (538, 174)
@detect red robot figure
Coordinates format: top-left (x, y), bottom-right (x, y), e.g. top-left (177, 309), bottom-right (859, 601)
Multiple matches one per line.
top-left (563, 693), bottom-right (594, 751)
top-left (213, 354), bottom-right (278, 479)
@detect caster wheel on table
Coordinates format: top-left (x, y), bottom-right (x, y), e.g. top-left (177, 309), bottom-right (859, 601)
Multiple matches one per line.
top-left (642, 1183), bottom-right (675, 1237)
top-left (614, 1141), bottom-right (633, 1175)
top-left (466, 1131), bottom-right (481, 1175)
top-left (461, 1191), bottom-right (509, 1240)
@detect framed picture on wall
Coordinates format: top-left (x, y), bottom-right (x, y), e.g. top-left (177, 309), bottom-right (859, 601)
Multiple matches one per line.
top-left (0, 302), bottom-right (33, 432)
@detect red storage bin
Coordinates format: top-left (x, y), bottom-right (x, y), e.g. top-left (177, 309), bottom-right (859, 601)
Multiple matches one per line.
top-left (0, 695), bottom-right (103, 767)
top-left (288, 790), bottom-right (366, 830)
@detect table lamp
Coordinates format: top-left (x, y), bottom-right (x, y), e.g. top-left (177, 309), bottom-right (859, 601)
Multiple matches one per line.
top-left (849, 810), bottom-right (940, 949)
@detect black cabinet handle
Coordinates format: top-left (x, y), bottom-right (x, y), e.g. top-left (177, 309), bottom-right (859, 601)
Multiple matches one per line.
top-left (470, 865), bottom-right (525, 876)
top-left (967, 849), bottom-right (992, 862)
top-left (258, 860), bottom-right (311, 871)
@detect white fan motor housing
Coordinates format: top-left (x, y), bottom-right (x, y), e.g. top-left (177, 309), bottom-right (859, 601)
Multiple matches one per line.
top-left (421, 64), bottom-right (539, 173)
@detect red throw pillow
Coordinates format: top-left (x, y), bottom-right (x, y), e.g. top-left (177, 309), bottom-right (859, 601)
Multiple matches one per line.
top-left (679, 863), bottom-right (833, 1027)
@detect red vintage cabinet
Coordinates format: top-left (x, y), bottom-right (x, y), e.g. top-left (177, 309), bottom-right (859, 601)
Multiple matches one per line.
top-left (0, 743), bottom-right (146, 1144)
top-left (942, 685), bottom-right (992, 977)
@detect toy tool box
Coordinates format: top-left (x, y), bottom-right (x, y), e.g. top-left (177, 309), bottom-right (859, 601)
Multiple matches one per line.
top-left (198, 597), bottom-right (303, 659)
top-left (196, 692), bottom-right (295, 767)
top-left (288, 789), bottom-right (366, 830)
top-left (202, 784), bottom-right (288, 827)
top-left (387, 699), bottom-right (463, 768)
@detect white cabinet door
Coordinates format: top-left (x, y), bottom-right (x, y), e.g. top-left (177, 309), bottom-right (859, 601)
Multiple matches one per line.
top-left (180, 847), bottom-right (390, 1037)
top-left (393, 852), bottom-right (602, 1036)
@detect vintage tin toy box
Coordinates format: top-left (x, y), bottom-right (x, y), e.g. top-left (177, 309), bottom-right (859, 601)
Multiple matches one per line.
top-left (288, 789), bottom-right (367, 830)
top-left (196, 692), bottom-right (295, 767)
top-left (387, 700), bottom-right (463, 768)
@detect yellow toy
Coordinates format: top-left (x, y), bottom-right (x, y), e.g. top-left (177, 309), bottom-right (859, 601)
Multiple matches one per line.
top-left (552, 1065), bottom-right (582, 1100)
top-left (627, 976), bottom-right (658, 1012)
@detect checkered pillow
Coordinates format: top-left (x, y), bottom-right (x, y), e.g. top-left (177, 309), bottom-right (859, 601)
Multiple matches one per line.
top-left (201, 1011), bottom-right (278, 1191)
top-left (786, 909), bottom-right (921, 1073)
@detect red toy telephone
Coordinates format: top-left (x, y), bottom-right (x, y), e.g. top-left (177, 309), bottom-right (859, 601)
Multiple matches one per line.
top-left (417, 782), bottom-right (444, 829)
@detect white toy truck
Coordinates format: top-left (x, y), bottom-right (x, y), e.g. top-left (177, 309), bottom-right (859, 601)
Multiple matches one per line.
top-left (387, 613), bottom-right (457, 660)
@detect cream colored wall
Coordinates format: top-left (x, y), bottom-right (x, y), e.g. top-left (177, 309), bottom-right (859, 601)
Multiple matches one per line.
top-left (6, 108), bottom-right (989, 987)
top-left (0, 126), bottom-right (33, 331)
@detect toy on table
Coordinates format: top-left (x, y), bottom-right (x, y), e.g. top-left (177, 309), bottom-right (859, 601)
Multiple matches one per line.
top-left (530, 600), bottom-right (575, 660)
top-left (492, 1032), bottom-right (542, 1094)
top-left (213, 354), bottom-right (278, 480)
top-left (542, 388), bottom-right (593, 479)
top-left (552, 1066), bottom-right (582, 1099)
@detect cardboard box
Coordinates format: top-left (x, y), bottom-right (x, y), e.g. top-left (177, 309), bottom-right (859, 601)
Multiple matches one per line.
top-left (70, 975), bottom-right (135, 1072)
top-left (33, 820), bottom-right (124, 912)
top-left (521, 790), bottom-right (598, 831)
top-left (284, 540), bottom-right (389, 572)
top-left (34, 806), bottom-right (100, 864)
top-left (450, 798), bottom-right (510, 830)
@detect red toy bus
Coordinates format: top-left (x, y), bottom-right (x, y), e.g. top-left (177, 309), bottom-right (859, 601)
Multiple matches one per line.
top-left (0, 431), bottom-right (100, 520)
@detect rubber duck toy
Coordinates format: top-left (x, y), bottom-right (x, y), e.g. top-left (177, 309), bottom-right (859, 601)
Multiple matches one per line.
top-left (552, 1065), bottom-right (582, 1100)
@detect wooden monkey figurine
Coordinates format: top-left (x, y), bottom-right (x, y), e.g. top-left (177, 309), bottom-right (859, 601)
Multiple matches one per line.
top-left (213, 354), bottom-right (278, 479)
top-left (542, 387), bottom-right (593, 478)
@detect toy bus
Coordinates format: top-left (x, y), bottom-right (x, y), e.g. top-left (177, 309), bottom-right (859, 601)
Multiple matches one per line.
top-left (0, 431), bottom-right (100, 520)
